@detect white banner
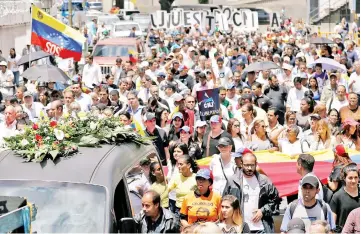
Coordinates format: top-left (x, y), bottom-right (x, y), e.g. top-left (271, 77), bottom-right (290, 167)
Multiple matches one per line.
top-left (150, 7), bottom-right (259, 30)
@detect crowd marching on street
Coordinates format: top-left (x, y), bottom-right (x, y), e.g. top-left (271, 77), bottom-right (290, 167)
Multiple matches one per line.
top-left (0, 9), bottom-right (360, 234)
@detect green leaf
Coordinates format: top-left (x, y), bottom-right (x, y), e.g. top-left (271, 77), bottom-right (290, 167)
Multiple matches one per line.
top-left (49, 150), bottom-right (59, 160)
top-left (78, 135), bottom-right (100, 146)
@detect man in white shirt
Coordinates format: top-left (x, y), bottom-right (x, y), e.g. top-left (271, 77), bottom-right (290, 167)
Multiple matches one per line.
top-left (349, 61), bottom-right (360, 95)
top-left (0, 106), bottom-right (18, 146)
top-left (138, 75), bottom-right (152, 104)
top-left (145, 61), bottom-right (160, 83)
top-left (22, 91), bottom-right (44, 121)
top-left (226, 83), bottom-right (240, 114)
top-left (82, 55), bottom-right (102, 89)
top-left (213, 57), bottom-right (233, 87)
top-left (326, 85), bottom-right (349, 111)
top-left (111, 58), bottom-right (124, 85)
top-left (0, 61), bottom-right (15, 99)
top-left (71, 83), bottom-right (92, 112)
top-left (286, 77), bottom-right (308, 112)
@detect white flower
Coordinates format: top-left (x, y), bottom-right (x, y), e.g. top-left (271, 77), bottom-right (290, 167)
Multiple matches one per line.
top-left (90, 122), bottom-right (98, 130)
top-left (54, 129), bottom-right (65, 141)
top-left (21, 139), bottom-right (29, 146)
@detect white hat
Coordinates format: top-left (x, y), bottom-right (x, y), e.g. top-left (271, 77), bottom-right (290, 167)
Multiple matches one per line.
top-left (296, 52), bottom-right (305, 58)
top-left (195, 120), bottom-right (207, 128)
top-left (282, 63), bottom-right (293, 71)
top-left (140, 61), bottom-right (149, 68)
top-left (0, 61), bottom-right (7, 67)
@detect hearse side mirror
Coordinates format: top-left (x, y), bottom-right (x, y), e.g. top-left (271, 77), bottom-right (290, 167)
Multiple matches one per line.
top-left (120, 217), bottom-right (137, 233)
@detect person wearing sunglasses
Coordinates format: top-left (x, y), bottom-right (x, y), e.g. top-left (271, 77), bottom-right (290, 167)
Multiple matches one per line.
top-left (247, 119), bottom-right (278, 152)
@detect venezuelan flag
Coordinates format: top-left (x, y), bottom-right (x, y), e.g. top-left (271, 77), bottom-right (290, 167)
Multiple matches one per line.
top-left (128, 49), bottom-right (137, 64)
top-left (31, 5), bottom-right (85, 61)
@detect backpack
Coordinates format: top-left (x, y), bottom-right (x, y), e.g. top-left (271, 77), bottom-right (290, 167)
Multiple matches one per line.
top-left (289, 199), bottom-right (328, 220)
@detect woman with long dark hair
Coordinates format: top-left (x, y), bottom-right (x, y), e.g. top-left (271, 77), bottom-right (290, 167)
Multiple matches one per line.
top-left (193, 120), bottom-right (207, 149)
top-left (218, 195), bottom-right (250, 234)
top-left (149, 161), bottom-right (168, 208)
top-left (168, 155), bottom-right (199, 216)
top-left (8, 48), bottom-right (20, 87)
top-left (227, 118), bottom-right (246, 152)
top-left (240, 103), bottom-right (256, 137)
top-left (155, 107), bottom-right (170, 134)
top-left (167, 142), bottom-right (188, 213)
top-left (328, 108), bottom-right (341, 136)
top-left (179, 126), bottom-right (202, 160)
top-left (168, 112), bottom-right (184, 142)
top-left (330, 163), bottom-right (360, 232)
top-left (308, 77), bottom-right (321, 101)
top-left (297, 97), bottom-right (315, 130)
top-left (328, 144), bottom-right (353, 193)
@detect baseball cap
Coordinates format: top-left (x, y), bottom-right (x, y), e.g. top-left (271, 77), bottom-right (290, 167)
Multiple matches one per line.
top-left (194, 67), bottom-right (202, 74)
top-left (23, 91), bottom-right (33, 98)
top-left (173, 93), bottom-right (184, 102)
top-left (310, 113), bottom-right (321, 120)
top-left (231, 147), bottom-right (253, 158)
top-left (195, 120), bottom-right (207, 128)
top-left (217, 137), bottom-right (232, 146)
top-left (343, 118), bottom-right (359, 127)
top-left (334, 144), bottom-right (347, 156)
top-left (210, 115), bottom-right (222, 123)
top-left (157, 71), bottom-right (166, 78)
top-left (178, 65), bottom-right (188, 72)
top-left (227, 83), bottom-right (235, 90)
top-left (241, 93), bottom-right (253, 101)
top-left (287, 218), bottom-right (306, 233)
top-left (198, 72), bottom-right (206, 79)
top-left (140, 61), bottom-right (149, 67)
top-left (151, 46), bottom-right (157, 50)
top-left (196, 168), bottom-right (212, 180)
top-left (282, 63), bottom-right (293, 71)
top-left (180, 126), bottom-right (190, 133)
top-left (301, 175), bottom-right (319, 188)
top-left (172, 112), bottom-right (184, 120)
top-left (144, 112), bottom-right (156, 121)
top-left (0, 61), bottom-right (7, 67)
top-left (307, 64), bottom-right (314, 69)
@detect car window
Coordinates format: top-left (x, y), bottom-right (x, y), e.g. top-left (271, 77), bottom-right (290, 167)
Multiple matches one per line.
top-left (98, 17), bottom-right (120, 25)
top-left (125, 11), bottom-right (140, 16)
top-left (93, 45), bottom-right (137, 57)
top-left (124, 153), bottom-right (165, 216)
top-left (90, 2), bottom-right (102, 6)
top-left (0, 181), bottom-right (107, 233)
top-left (115, 24), bottom-right (140, 31)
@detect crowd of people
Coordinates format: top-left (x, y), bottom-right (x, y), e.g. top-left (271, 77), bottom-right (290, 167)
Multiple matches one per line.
top-left (0, 15), bottom-right (360, 234)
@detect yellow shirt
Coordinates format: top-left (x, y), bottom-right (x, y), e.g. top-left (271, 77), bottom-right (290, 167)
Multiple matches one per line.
top-left (168, 173), bottom-right (197, 208)
top-left (151, 181), bottom-right (169, 208)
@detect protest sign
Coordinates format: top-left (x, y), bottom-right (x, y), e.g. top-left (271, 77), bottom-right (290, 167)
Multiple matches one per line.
top-left (150, 7), bottom-right (259, 31)
top-left (270, 12), bottom-right (280, 27)
top-left (196, 88), bottom-right (220, 121)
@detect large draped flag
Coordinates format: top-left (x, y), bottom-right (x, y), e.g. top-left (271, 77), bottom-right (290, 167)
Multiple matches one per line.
top-left (31, 5), bottom-right (85, 61)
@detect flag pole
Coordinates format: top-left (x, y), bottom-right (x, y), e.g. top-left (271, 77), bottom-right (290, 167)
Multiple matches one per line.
top-left (29, 3), bottom-right (33, 70)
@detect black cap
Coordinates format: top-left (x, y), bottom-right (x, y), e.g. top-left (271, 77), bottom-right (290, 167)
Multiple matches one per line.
top-left (287, 218), bottom-right (306, 233)
top-left (217, 137), bottom-right (232, 146)
top-left (301, 175), bottom-right (319, 188)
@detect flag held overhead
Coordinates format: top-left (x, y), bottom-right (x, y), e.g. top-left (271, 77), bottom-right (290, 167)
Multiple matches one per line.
top-left (31, 5), bottom-right (85, 61)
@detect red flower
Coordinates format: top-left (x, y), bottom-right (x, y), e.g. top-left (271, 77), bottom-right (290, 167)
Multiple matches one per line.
top-left (50, 121), bottom-right (57, 128)
top-left (32, 124), bottom-right (39, 130)
top-left (35, 134), bottom-right (43, 141)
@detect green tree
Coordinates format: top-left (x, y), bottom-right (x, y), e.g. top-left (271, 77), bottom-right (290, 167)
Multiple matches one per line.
top-left (159, 0), bottom-right (174, 13)
top-left (198, 0), bottom-right (209, 3)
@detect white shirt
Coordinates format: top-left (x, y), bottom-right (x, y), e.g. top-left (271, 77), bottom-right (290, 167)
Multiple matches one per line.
top-left (7, 55), bottom-right (20, 72)
top-left (82, 63), bottom-right (102, 88)
top-left (0, 120), bottom-right (18, 146)
top-left (138, 87), bottom-right (151, 104)
top-left (145, 69), bottom-right (159, 83)
top-left (286, 86), bottom-right (308, 112)
top-left (226, 95), bottom-right (240, 114)
top-left (75, 93), bottom-right (92, 112)
top-left (326, 98), bottom-right (349, 112)
top-left (279, 139), bottom-right (308, 155)
top-left (0, 69), bottom-right (14, 98)
top-left (243, 175), bottom-right (264, 231)
top-left (111, 65), bottom-right (123, 84)
top-left (209, 154), bottom-right (236, 195)
top-left (349, 72), bottom-right (360, 94)
top-left (22, 102), bottom-right (44, 121)
top-left (213, 66), bottom-right (233, 87)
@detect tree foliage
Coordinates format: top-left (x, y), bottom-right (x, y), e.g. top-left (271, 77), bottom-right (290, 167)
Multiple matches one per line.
top-left (159, 0), bottom-right (174, 13)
